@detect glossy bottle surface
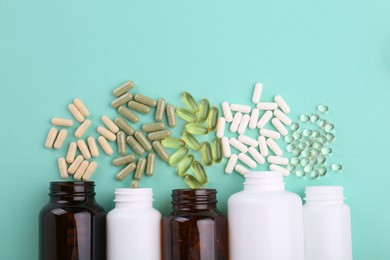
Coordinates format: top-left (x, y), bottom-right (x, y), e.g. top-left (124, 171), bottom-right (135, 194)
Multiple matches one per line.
top-left (39, 181), bottom-right (106, 260)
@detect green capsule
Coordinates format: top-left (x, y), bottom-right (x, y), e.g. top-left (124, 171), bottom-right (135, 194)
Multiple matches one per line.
top-left (290, 157), bottom-right (300, 165)
top-left (134, 131), bottom-right (152, 152)
top-left (313, 141), bottom-right (323, 150)
top-left (152, 141), bottom-right (170, 161)
top-left (324, 123), bottom-right (335, 132)
top-left (198, 99), bottom-right (210, 123)
top-left (130, 180), bottom-right (139, 188)
top-left (128, 100), bottom-right (151, 114)
top-left (117, 131), bottom-right (126, 156)
top-left (126, 136), bottom-right (145, 155)
top-left (146, 153), bottom-right (156, 176)
top-left (115, 117), bottom-right (135, 136)
top-left (207, 107), bottom-right (219, 131)
top-left (176, 154), bottom-right (194, 177)
top-left (192, 161), bottom-right (208, 184)
top-left (113, 81), bottom-right (134, 97)
top-left (182, 131), bottom-right (201, 151)
top-left (292, 148), bottom-right (302, 156)
top-left (201, 142), bottom-right (213, 166)
top-left (286, 143), bottom-right (296, 152)
top-left (134, 94), bottom-right (157, 107)
top-left (326, 132), bottom-right (335, 142)
top-left (147, 129), bottom-right (171, 141)
top-left (161, 137), bottom-right (186, 148)
top-left (331, 163), bottom-right (342, 172)
top-left (299, 114), bottom-right (310, 122)
top-left (317, 104), bottom-right (329, 113)
top-left (155, 98), bottom-right (166, 122)
top-left (142, 122), bottom-right (166, 133)
top-left (134, 158), bottom-right (146, 180)
top-left (116, 162), bottom-right (136, 181)
top-left (301, 158), bottom-right (310, 167)
top-left (295, 170), bottom-right (305, 178)
top-left (291, 122), bottom-right (300, 131)
top-left (184, 174), bottom-right (203, 189)
top-left (310, 114), bottom-right (319, 123)
top-left (317, 155), bottom-right (326, 164)
top-left (285, 135), bottom-right (294, 143)
top-left (168, 147), bottom-right (189, 166)
top-left (166, 104), bottom-right (177, 128)
top-left (212, 139), bottom-right (223, 163)
top-left (303, 129), bottom-right (312, 136)
top-left (111, 93), bottom-right (132, 108)
top-left (293, 131), bottom-right (302, 139)
top-left (311, 130), bottom-right (321, 138)
top-left (287, 164), bottom-right (296, 171)
top-left (176, 107), bottom-right (198, 123)
top-left (317, 135), bottom-right (328, 144)
top-left (118, 106), bottom-right (139, 123)
top-left (301, 150), bottom-right (311, 157)
top-left (185, 123), bottom-right (208, 135)
top-left (310, 169), bottom-right (319, 179)
top-left (321, 147), bottom-right (332, 155)
top-left (318, 119), bottom-right (327, 128)
top-left (181, 92), bottom-right (199, 112)
top-left (112, 154), bottom-right (136, 166)
top-left (318, 166), bottom-right (327, 176)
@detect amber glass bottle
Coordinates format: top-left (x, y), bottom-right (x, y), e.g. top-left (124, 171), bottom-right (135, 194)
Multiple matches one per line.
top-left (162, 189), bottom-right (228, 260)
top-left (39, 181), bottom-right (106, 260)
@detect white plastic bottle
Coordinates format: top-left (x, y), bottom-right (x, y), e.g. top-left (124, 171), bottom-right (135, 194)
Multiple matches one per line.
top-left (228, 171), bottom-right (304, 260)
top-left (303, 186), bottom-right (352, 260)
top-left (107, 188), bottom-right (161, 260)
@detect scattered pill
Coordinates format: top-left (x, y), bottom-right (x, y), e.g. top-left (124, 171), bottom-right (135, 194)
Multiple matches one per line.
top-left (111, 93), bottom-right (132, 108)
top-left (260, 128), bottom-right (281, 140)
top-left (310, 114), bottom-right (319, 123)
top-left (45, 128), bottom-right (58, 149)
top-left (212, 138), bottom-right (223, 163)
top-left (113, 81), bottom-right (134, 97)
top-left (134, 131), bottom-right (152, 152)
top-left (225, 154), bottom-right (238, 174)
top-left (74, 119), bottom-right (91, 138)
top-left (238, 153), bottom-right (257, 169)
top-left (238, 135), bottom-right (258, 147)
top-left (130, 180), bottom-right (139, 188)
top-left (252, 82), bottom-right (263, 104)
top-left (317, 104), bottom-right (329, 113)
top-left (182, 92), bottom-right (199, 112)
top-left (185, 123), bottom-right (208, 135)
top-left (256, 102), bottom-right (278, 110)
top-left (146, 153), bottom-right (156, 176)
top-left (229, 137), bottom-right (248, 153)
top-left (112, 154), bottom-right (136, 166)
top-left (118, 106), bottom-right (139, 123)
top-left (116, 162), bottom-right (136, 181)
top-left (182, 131), bottom-right (201, 151)
top-left (248, 147), bottom-right (265, 164)
top-left (268, 155), bottom-right (289, 165)
top-left (68, 104), bottom-right (85, 123)
top-left (201, 142), bottom-right (213, 166)
top-left (68, 155), bottom-right (84, 174)
top-left (237, 114), bottom-right (250, 135)
top-left (230, 104), bottom-right (251, 114)
top-left (53, 129), bottom-right (67, 149)
top-left (177, 154), bottom-right (194, 177)
top-left (266, 138), bottom-right (283, 156)
top-left (249, 108), bottom-right (260, 129)
top-left (82, 161), bottom-right (98, 181)
top-left (161, 137), bottom-right (186, 148)
top-left (66, 142), bottom-right (77, 163)
top-left (176, 107), bottom-right (198, 123)
top-left (134, 158), bottom-right (147, 180)
top-left (58, 157), bottom-right (68, 179)
top-left (168, 147), bottom-right (189, 166)
top-left (184, 174), bottom-right (203, 189)
top-left (142, 122), bottom-right (166, 133)
top-left (166, 104), bottom-right (177, 128)
top-left (274, 109), bottom-right (292, 125)
top-left (51, 118), bottom-right (73, 127)
top-left (258, 136), bottom-right (269, 157)
top-left (235, 164), bottom-right (249, 175)
top-left (77, 139), bottom-right (91, 160)
top-left (331, 163), bottom-right (342, 172)
top-left (192, 160), bottom-right (208, 184)
top-left (221, 136), bottom-right (231, 158)
top-left (299, 114), bottom-right (310, 122)
top-left (98, 136), bottom-right (113, 155)
top-left (147, 129), bottom-right (171, 141)
top-left (73, 98), bottom-right (90, 117)
top-left (97, 126), bottom-right (116, 142)
top-left (269, 164), bottom-right (290, 176)
top-left (152, 141), bottom-right (169, 161)
top-left (115, 117), bottom-right (135, 136)
top-left (207, 107), bottom-right (219, 131)
top-left (257, 110), bottom-right (273, 128)
top-left (117, 131), bottom-right (127, 155)
top-left (216, 117), bottom-right (226, 138)
top-left (128, 100), bottom-right (151, 114)
top-left (126, 136), bottom-right (145, 155)
top-left (134, 93), bottom-right (157, 107)
top-left (101, 116), bottom-right (119, 134)
top-left (321, 147), bottom-right (332, 155)
top-left (274, 95), bottom-right (290, 114)
top-left (87, 136), bottom-right (99, 158)
top-left (155, 98), bottom-right (166, 122)
top-left (230, 112), bottom-right (242, 133)
top-left (198, 99), bottom-right (210, 122)
top-left (74, 160), bottom-right (89, 180)
top-left (221, 102), bottom-right (233, 122)
top-left (271, 118), bottom-right (288, 136)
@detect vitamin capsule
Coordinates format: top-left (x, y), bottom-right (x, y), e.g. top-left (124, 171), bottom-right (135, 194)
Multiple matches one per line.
top-left (221, 136), bottom-right (231, 158)
top-left (184, 174), bottom-right (203, 189)
top-left (134, 93), bottom-right (157, 107)
top-left (212, 139), bottom-right (223, 163)
top-left (126, 136), bottom-right (145, 155)
top-left (304, 165), bottom-right (314, 173)
top-left (192, 160), bottom-right (208, 184)
top-left (134, 131), bottom-right (152, 152)
top-left (53, 129), bottom-right (67, 149)
top-left (168, 147), bottom-right (189, 166)
top-left (177, 154), bottom-right (194, 177)
top-left (51, 118), bottom-right (73, 127)
top-left (68, 155), bottom-right (84, 174)
top-left (321, 147), bottom-right (332, 155)
top-left (295, 170), bottom-right (305, 178)
top-left (274, 109), bottom-right (292, 126)
top-left (98, 136), bottom-right (113, 155)
top-left (77, 139), bottom-right (91, 159)
top-left (112, 154), bottom-right (136, 166)
top-left (152, 141), bottom-right (169, 161)
top-left (185, 123), bottom-right (208, 135)
top-left (258, 136), bottom-right (268, 157)
top-left (134, 158), bottom-right (147, 180)
top-left (310, 170), bottom-right (319, 179)
top-left (310, 114), bottom-right (319, 123)
top-left (331, 163), bottom-right (342, 172)
top-left (182, 92), bottom-right (199, 112)
top-left (74, 160), bottom-right (89, 180)
top-left (118, 106), bottom-right (139, 123)
top-left (58, 157), bottom-right (68, 179)
top-left (74, 119), bottom-right (91, 138)
top-left (271, 118), bottom-right (288, 136)
top-left (128, 100), bottom-right (151, 114)
top-left (238, 153), bottom-right (256, 169)
top-left (115, 162), bottom-right (136, 180)
top-left (115, 117), bottom-right (135, 136)
top-left (269, 164), bottom-right (290, 176)
top-left (238, 114), bottom-right (250, 135)
top-left (225, 154), bottom-right (238, 174)
top-left (230, 112), bottom-right (242, 132)
top-left (260, 128), bottom-right (281, 139)
top-left (257, 110), bottom-right (273, 128)
top-left (117, 131), bottom-right (127, 155)
top-left (326, 132), bottom-right (335, 142)
top-left (286, 143), bottom-right (296, 152)
top-left (249, 108), bottom-right (259, 129)
top-left (301, 158), bottom-right (310, 167)
top-left (291, 122), bottom-right (299, 131)
top-left (201, 142), bottom-right (213, 166)
top-left (248, 147), bottom-right (265, 164)
top-left (166, 104), bottom-right (177, 127)
top-left (256, 102), bottom-right (278, 110)
top-left (45, 128), bottom-right (58, 149)
top-left (68, 104), bottom-right (85, 123)
top-left (324, 123), bottom-right (335, 132)
top-left (252, 82), bottom-right (263, 104)
top-left (235, 164), bottom-right (249, 175)
top-left (303, 129), bottom-right (312, 136)
top-left (73, 98), bottom-right (90, 117)
top-left (229, 137), bottom-right (248, 153)
top-left (146, 153), bottom-right (156, 176)
top-left (176, 107), bottom-right (198, 123)
top-left (207, 107), bottom-right (219, 131)
top-left (111, 93), bottom-right (132, 108)
top-left (155, 98), bottom-right (166, 122)
top-left (299, 114), bottom-right (310, 122)
top-left (161, 137), bottom-right (186, 148)
top-left (274, 96), bottom-right (290, 114)
top-left (198, 99), bottom-right (210, 122)
top-left (101, 116), bottom-right (119, 133)
top-left (215, 118), bottom-right (226, 139)
top-left (268, 156), bottom-right (289, 165)
top-left (182, 131), bottom-right (201, 151)
top-left (317, 104), bottom-right (329, 113)
top-left (130, 180), bottom-right (139, 188)
top-left (113, 81), bottom-right (134, 97)
top-left (87, 136), bottom-right (99, 158)
top-left (221, 102), bottom-right (233, 122)
top-left (66, 142), bottom-right (77, 163)
top-left (147, 129), bottom-right (171, 141)
top-left (285, 135), bottom-right (294, 143)
top-left (318, 166), bottom-right (327, 176)
top-left (142, 122), bottom-right (166, 133)
top-left (230, 104), bottom-right (251, 114)
top-left (238, 135), bottom-right (258, 147)
top-left (290, 157), bottom-right (300, 165)
top-left (97, 126), bottom-right (116, 141)
top-left (266, 138), bottom-right (283, 156)
top-left (82, 161), bottom-right (98, 181)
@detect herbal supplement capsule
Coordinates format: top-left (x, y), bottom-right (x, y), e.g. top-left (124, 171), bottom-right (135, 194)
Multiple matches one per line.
top-left (317, 104), bottom-right (329, 113)
top-left (286, 143), bottom-right (296, 152)
top-left (238, 153), bottom-right (257, 169)
top-left (299, 114), bottom-right (310, 122)
top-left (248, 147), bottom-right (265, 164)
top-left (310, 114), bottom-right (319, 123)
top-left (176, 107), bottom-right (198, 123)
top-left (238, 114), bottom-right (250, 135)
top-left (133, 93), bottom-right (157, 107)
top-left (97, 126), bottom-right (116, 142)
top-left (201, 142), bottom-right (213, 166)
top-left (216, 117), bottom-right (226, 138)
top-left (130, 180), bottom-right (139, 188)
top-left (230, 104), bottom-right (251, 114)
top-left (177, 154), bottom-right (194, 177)
top-left (324, 123), bottom-right (335, 132)
top-left (198, 99), bottom-right (210, 122)
top-left (256, 102), bottom-right (278, 110)
top-left (74, 119), bottom-right (91, 138)
top-left (318, 166), bottom-right (327, 176)
top-left (274, 95), bottom-right (290, 114)
top-left (321, 147), bottom-right (332, 155)
top-left (269, 164), bottom-right (290, 176)
top-left (74, 160), bottom-right (89, 180)
top-left (207, 107), bottom-right (219, 131)
top-left (66, 142), bottom-right (77, 163)
top-left (45, 128), bottom-right (58, 149)
top-left (82, 161), bottom-right (98, 181)
top-left (304, 165), bottom-right (314, 173)
top-left (147, 129), bottom-right (171, 141)
top-left (142, 122), bottom-right (166, 133)
top-left (182, 131), bottom-right (201, 151)
top-left (291, 122), bottom-right (299, 131)
top-left (271, 118), bottom-right (288, 136)
top-left (112, 154), bottom-right (136, 166)
top-left (166, 104), bottom-right (177, 127)
top-left (310, 169), bottom-right (319, 179)
top-left (117, 131), bottom-right (127, 155)
top-left (290, 157), bottom-right (300, 165)
top-left (98, 136), bottom-right (114, 155)
top-left (285, 135), bottom-right (294, 143)
top-left (235, 164), bottom-right (249, 175)
top-left (113, 81), bottom-right (134, 97)
top-left (225, 154), bottom-right (238, 174)
top-left (168, 147), bottom-right (189, 166)
top-left (68, 155), bottom-right (84, 174)
top-left (87, 136), bottom-right (99, 158)
top-left (266, 138), bottom-right (283, 156)
top-left (161, 137), bottom-right (186, 148)
top-left (185, 123), bottom-right (208, 135)
top-left (101, 116), bottom-right (119, 134)
top-left (229, 137), bottom-right (248, 153)
top-left (115, 117), bottom-right (135, 136)
top-left (230, 112), bottom-right (242, 132)
top-left (303, 129), bottom-right (312, 136)
top-left (111, 93), bottom-right (132, 108)
top-left (73, 98), bottom-right (90, 117)
top-left (249, 108), bottom-right (259, 129)
top-left (192, 161), bottom-right (208, 184)
top-left (58, 157), bottom-right (68, 179)
top-left (212, 139), bottom-right (223, 163)
top-left (184, 174), bottom-right (203, 189)
top-left (256, 110), bottom-right (273, 128)
top-left (274, 109), bottom-right (292, 125)
top-left (53, 129), bottom-right (68, 149)
top-left (221, 102), bottom-right (233, 122)
top-left (221, 136), bottom-right (231, 158)
top-left (155, 98), bottom-right (166, 122)
top-left (268, 155), bottom-right (289, 165)
top-left (295, 170), bottom-right (305, 177)
top-left (238, 135), bottom-right (258, 147)
top-left (134, 131), bottom-right (152, 152)
top-left (260, 128), bottom-right (281, 140)
top-left (182, 92), bottom-right (199, 112)
top-left (116, 162), bottom-right (136, 181)
top-left (77, 139), bottom-right (91, 159)
top-left (118, 106), bottom-right (139, 123)
top-left (331, 163), bottom-right (342, 172)
top-left (126, 136), bottom-right (145, 155)
top-left (258, 136), bottom-right (269, 157)
top-left (134, 158), bottom-right (147, 180)
top-left (146, 153), bottom-right (156, 176)
top-left (68, 104), bottom-right (85, 123)
top-left (252, 82), bottom-right (263, 104)
top-left (152, 141), bottom-right (169, 161)
top-left (51, 118), bottom-right (73, 127)
top-left (128, 100), bottom-right (151, 114)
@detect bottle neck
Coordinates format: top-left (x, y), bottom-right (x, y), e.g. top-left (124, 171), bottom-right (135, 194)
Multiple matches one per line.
top-left (114, 188), bottom-right (154, 208)
top-left (304, 186), bottom-right (345, 205)
top-left (172, 189), bottom-right (217, 211)
top-left (49, 181), bottom-right (96, 203)
top-left (244, 171), bottom-right (285, 192)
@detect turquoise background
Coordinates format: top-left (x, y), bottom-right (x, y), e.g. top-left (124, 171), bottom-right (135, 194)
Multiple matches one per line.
top-left (0, 0), bottom-right (389, 259)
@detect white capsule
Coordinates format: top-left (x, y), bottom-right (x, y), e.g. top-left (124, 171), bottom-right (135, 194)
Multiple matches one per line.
top-left (51, 118), bottom-right (73, 127)
top-left (235, 164), bottom-right (250, 175)
top-left (238, 135), bottom-right (258, 147)
top-left (98, 136), bottom-right (113, 155)
top-left (58, 157), bottom-right (68, 179)
top-left (66, 142), bottom-right (77, 163)
top-left (74, 119), bottom-right (91, 138)
top-left (101, 115), bottom-right (119, 134)
top-left (249, 108), bottom-right (259, 129)
top-left (258, 136), bottom-right (269, 157)
top-left (229, 137), bottom-right (248, 153)
top-left (82, 161), bottom-right (98, 181)
top-left (268, 155), bottom-right (289, 165)
top-left (73, 98), bottom-right (90, 117)
top-left (87, 136), bottom-right (99, 158)
top-left (74, 160), bottom-right (89, 180)
top-left (68, 104), bottom-right (85, 123)
top-left (256, 102), bottom-right (278, 110)
top-left (248, 147), bottom-right (265, 164)
top-left (238, 153), bottom-right (257, 169)
top-left (274, 95), bottom-right (290, 114)
top-left (53, 129), bottom-right (67, 149)
top-left (257, 110), bottom-right (273, 128)
top-left (230, 104), bottom-right (251, 114)
top-left (225, 154), bottom-right (238, 174)
top-left (68, 155), bottom-right (84, 174)
top-left (269, 164), bottom-right (290, 177)
top-left (266, 138), bottom-right (283, 156)
top-left (260, 128), bottom-right (281, 139)
top-left (221, 136), bottom-right (231, 158)
top-left (252, 82), bottom-right (263, 104)
top-left (238, 114), bottom-right (250, 135)
top-left (221, 102), bottom-right (233, 122)
top-left (230, 112), bottom-right (242, 133)
top-left (97, 126), bottom-right (116, 142)
top-left (274, 109), bottom-right (292, 125)
top-left (216, 117), bottom-right (226, 138)
top-left (44, 128), bottom-right (58, 149)
top-left (271, 118), bottom-right (288, 136)
top-left (77, 139), bottom-right (91, 160)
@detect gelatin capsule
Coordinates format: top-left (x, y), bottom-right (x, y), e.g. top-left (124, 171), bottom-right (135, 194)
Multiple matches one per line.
top-left (142, 122), bottom-right (166, 133)
top-left (225, 154), bottom-right (238, 174)
top-left (256, 102), bottom-right (278, 110)
top-left (185, 123), bottom-right (208, 135)
top-left (45, 128), bottom-right (58, 149)
top-left (66, 142), bottom-right (77, 163)
top-left (147, 129), bottom-right (171, 141)
top-left (271, 118), bottom-right (288, 136)
top-left (101, 116), bottom-right (119, 133)
top-left (155, 98), bottom-right (166, 122)
top-left (112, 81), bottom-right (134, 97)
top-left (53, 129), bottom-right (67, 149)
top-left (310, 170), bottom-right (319, 179)
top-left (290, 122), bottom-right (299, 131)
top-left (212, 139), bottom-right (223, 163)
top-left (301, 158), bottom-right (310, 166)
top-left (256, 110), bottom-right (273, 128)
top-left (117, 131), bottom-right (127, 155)
top-left (74, 160), bottom-right (89, 180)
top-left (295, 170), bottom-right (305, 178)
top-left (182, 92), bottom-right (199, 112)
top-left (82, 161), bottom-right (98, 181)
top-left (303, 129), bottom-right (312, 136)
top-left (207, 107), bottom-right (219, 131)
top-left (68, 155), bottom-right (84, 174)
top-left (201, 142), bottom-right (213, 166)
top-left (221, 102), bottom-right (233, 122)
top-left (177, 154), bottom-right (194, 177)
top-left (161, 137), bottom-right (186, 148)
top-left (146, 153), bottom-right (156, 176)
top-left (252, 82), bottom-right (263, 104)
top-left (317, 155), bottom-right (326, 164)
top-left (230, 104), bottom-right (251, 114)
top-left (58, 157), bottom-right (68, 179)
top-left (258, 136), bottom-right (269, 157)
top-left (331, 163), bottom-right (342, 172)
top-left (115, 117), bottom-right (135, 136)
top-left (237, 114), bottom-right (250, 135)
top-left (304, 165), bottom-right (314, 173)
top-left (112, 154), bottom-right (136, 166)
top-left (260, 128), bottom-right (281, 139)
top-left (111, 93), bottom-right (132, 108)
top-left (238, 135), bottom-right (258, 147)
top-left (290, 157), bottom-right (300, 165)
top-left (74, 119), bottom-right (91, 138)
top-left (318, 166), bottom-right (327, 176)
top-left (248, 147), bottom-right (265, 164)
top-left (266, 138), bottom-right (283, 156)
top-left (216, 117), bottom-right (226, 138)
top-left (229, 137), bottom-right (248, 153)
top-left (311, 130), bottom-right (321, 138)
top-left (126, 136), bottom-right (145, 155)
top-left (116, 162), bottom-right (136, 181)
top-left (230, 112), bottom-right (242, 133)
top-left (292, 148), bottom-right (302, 156)
top-left (68, 103), bottom-right (85, 123)
top-left (118, 106), bottom-right (139, 123)
top-left (249, 108), bottom-right (260, 129)
top-left (326, 132), bottom-right (335, 142)
top-left (287, 164), bottom-right (296, 171)
top-left (238, 153), bottom-right (257, 169)
top-left (51, 118), bottom-right (73, 127)
top-left (128, 100), bottom-right (151, 114)
top-left (235, 164), bottom-right (249, 175)
top-left (134, 158), bottom-right (147, 180)
top-left (274, 95), bottom-right (290, 114)
top-left (134, 93), bottom-right (157, 107)
top-left (134, 131), bottom-right (152, 152)
top-left (273, 109), bottom-right (292, 126)
top-left (284, 135), bottom-right (294, 143)
top-left (152, 141), bottom-right (170, 161)
top-left (198, 99), bottom-right (210, 122)
top-left (182, 131), bottom-right (201, 151)
top-left (87, 136), bottom-right (99, 158)
top-left (268, 156), bottom-right (289, 165)
top-left (310, 114), bottom-right (319, 123)
top-left (166, 104), bottom-right (177, 127)
top-left (286, 143), bottom-right (296, 152)
top-left (221, 136), bottom-right (231, 158)
top-left (299, 114), bottom-right (310, 122)
top-left (317, 104), bottom-right (329, 113)
top-left (192, 161), bottom-right (208, 184)
top-left (77, 139), bottom-right (91, 160)
top-left (318, 119), bottom-right (327, 128)
top-left (73, 98), bottom-right (90, 117)
top-left (97, 126), bottom-right (116, 142)
top-left (293, 131), bottom-right (302, 139)
top-left (98, 136), bottom-right (113, 155)
top-left (321, 147), bottom-right (332, 155)
top-left (324, 123), bottom-right (335, 132)
top-left (176, 107), bottom-right (198, 123)
top-left (168, 147), bottom-right (189, 166)
top-left (184, 174), bottom-right (203, 189)
top-left (130, 180), bottom-right (139, 188)
top-left (269, 164), bottom-right (290, 176)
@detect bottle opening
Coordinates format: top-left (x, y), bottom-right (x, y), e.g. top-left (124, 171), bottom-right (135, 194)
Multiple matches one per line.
top-left (114, 188), bottom-right (154, 202)
top-left (49, 181), bottom-right (95, 196)
top-left (304, 186), bottom-right (345, 201)
top-left (244, 171), bottom-right (285, 191)
top-left (172, 189), bottom-right (217, 207)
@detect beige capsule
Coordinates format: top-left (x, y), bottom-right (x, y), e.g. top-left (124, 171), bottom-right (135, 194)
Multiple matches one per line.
top-left (155, 98), bottom-right (166, 122)
top-left (111, 93), bottom-right (132, 108)
top-left (97, 126), bottom-right (116, 142)
top-left (134, 93), bottom-right (157, 107)
top-left (118, 106), bottom-right (139, 123)
top-left (68, 104), bottom-right (85, 123)
top-left (73, 98), bottom-right (90, 117)
top-left (98, 136), bottom-right (113, 155)
top-left (74, 119), bottom-right (91, 138)
top-left (112, 154), bottom-right (136, 166)
top-left (128, 101), bottom-right (151, 114)
top-left (44, 128), bottom-right (58, 149)
top-left (142, 122), bottom-right (166, 133)
top-left (166, 104), bottom-right (176, 128)
top-left (68, 155), bottom-right (84, 174)
top-left (116, 162), bottom-right (136, 181)
top-left (152, 141), bottom-right (169, 161)
top-left (82, 161), bottom-right (98, 181)
top-left (74, 160), bottom-right (89, 180)
top-left (101, 116), bottom-right (119, 133)
top-left (58, 157), bottom-right (68, 179)
top-left (146, 153), bottom-right (156, 176)
top-left (134, 131), bottom-right (152, 152)
top-left (87, 137), bottom-right (99, 158)
top-left (53, 129), bottom-right (68, 149)
top-left (148, 129), bottom-right (171, 141)
top-left (66, 142), bottom-right (77, 163)
top-left (134, 158), bottom-right (147, 180)
top-left (77, 139), bottom-right (91, 160)
top-left (117, 131), bottom-right (127, 156)
top-left (114, 117), bottom-right (135, 136)
top-left (51, 118), bottom-right (73, 127)
top-left (113, 81), bottom-right (134, 97)
top-left (126, 136), bottom-right (145, 155)
top-left (130, 180), bottom-right (139, 188)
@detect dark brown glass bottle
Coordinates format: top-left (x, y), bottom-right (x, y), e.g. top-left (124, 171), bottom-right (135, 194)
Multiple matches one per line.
top-left (39, 181), bottom-right (106, 260)
top-left (162, 189), bottom-right (228, 260)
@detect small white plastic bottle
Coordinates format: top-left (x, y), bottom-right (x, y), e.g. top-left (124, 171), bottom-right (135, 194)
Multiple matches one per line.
top-left (107, 188), bottom-right (161, 260)
top-left (303, 186), bottom-right (352, 260)
top-left (228, 171), bottom-right (304, 260)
